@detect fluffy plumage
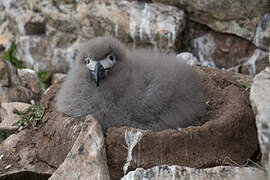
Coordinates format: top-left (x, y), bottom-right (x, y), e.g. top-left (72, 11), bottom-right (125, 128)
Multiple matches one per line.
top-left (56, 36), bottom-right (206, 132)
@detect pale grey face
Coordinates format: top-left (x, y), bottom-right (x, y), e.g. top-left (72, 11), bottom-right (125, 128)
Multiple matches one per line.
top-left (84, 53), bottom-right (116, 87)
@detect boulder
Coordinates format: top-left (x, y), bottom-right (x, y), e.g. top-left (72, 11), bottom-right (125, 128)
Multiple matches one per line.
top-left (180, 21), bottom-right (268, 75)
top-left (0, 102), bottom-right (31, 132)
top-left (122, 165), bottom-right (265, 180)
top-left (0, 86), bottom-right (34, 103)
top-left (152, 0), bottom-right (268, 42)
top-left (0, 83), bottom-right (83, 179)
top-left (0, 59), bottom-right (41, 103)
top-left (176, 52), bottom-right (199, 66)
top-left (250, 67), bottom-right (270, 177)
top-left (0, 130), bottom-right (53, 180)
top-left (49, 116), bottom-right (110, 180)
top-left (76, 1), bottom-right (185, 52)
top-left (192, 32), bottom-right (257, 69)
top-left (4, 60), bottom-right (20, 87)
top-left (106, 66), bottom-right (258, 179)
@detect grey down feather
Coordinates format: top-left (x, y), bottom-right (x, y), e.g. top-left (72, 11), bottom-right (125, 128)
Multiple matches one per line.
top-left (56, 36), bottom-right (206, 132)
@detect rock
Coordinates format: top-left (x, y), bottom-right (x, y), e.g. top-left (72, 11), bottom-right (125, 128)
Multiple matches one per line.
top-left (0, 102), bottom-right (31, 132)
top-left (0, 61), bottom-right (41, 103)
top-left (0, 130), bottom-right (54, 179)
top-left (122, 165), bottom-right (265, 180)
top-left (253, 12), bottom-right (270, 51)
top-left (0, 21), bottom-right (14, 48)
top-left (17, 68), bottom-right (40, 94)
top-left (49, 116), bottom-right (110, 180)
top-left (153, 0), bottom-right (268, 41)
top-left (51, 73), bottom-right (66, 84)
top-left (0, 86), bottom-right (34, 103)
top-left (0, 0), bottom-right (185, 73)
top-left (4, 60), bottom-right (20, 87)
top-left (250, 67), bottom-right (270, 176)
top-left (76, 1), bottom-right (185, 52)
top-left (186, 26), bottom-right (257, 69)
top-left (106, 67), bottom-right (258, 179)
top-left (0, 0), bottom-right (78, 73)
top-left (240, 49), bottom-right (269, 76)
top-left (176, 52), bottom-right (199, 66)
top-left (0, 83), bottom-right (83, 177)
top-left (0, 59), bottom-right (9, 87)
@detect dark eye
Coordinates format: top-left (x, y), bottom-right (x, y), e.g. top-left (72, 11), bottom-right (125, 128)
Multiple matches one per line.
top-left (85, 57), bottom-right (90, 64)
top-left (109, 55), bottom-right (114, 61)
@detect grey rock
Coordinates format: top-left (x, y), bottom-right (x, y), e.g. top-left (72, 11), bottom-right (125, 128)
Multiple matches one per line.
top-left (240, 49), bottom-right (269, 76)
top-left (153, 0), bottom-right (268, 41)
top-left (75, 1), bottom-right (185, 51)
top-left (0, 85), bottom-right (34, 103)
top-left (0, 0), bottom-right (186, 73)
top-left (5, 60), bottom-right (20, 86)
top-left (176, 52), bottom-right (199, 66)
top-left (191, 31), bottom-right (258, 70)
top-left (0, 84), bottom-right (83, 177)
top-left (250, 67), bottom-right (270, 177)
top-left (253, 12), bottom-right (270, 51)
top-left (51, 73), bottom-right (66, 84)
top-left (0, 130), bottom-right (54, 179)
top-left (18, 68), bottom-right (40, 94)
top-left (0, 102), bottom-right (31, 132)
top-left (193, 33), bottom-right (216, 68)
top-left (121, 165), bottom-right (265, 180)
top-left (49, 115), bottom-right (110, 180)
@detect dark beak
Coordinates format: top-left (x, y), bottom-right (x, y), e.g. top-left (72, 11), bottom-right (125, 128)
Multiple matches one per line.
top-left (93, 62), bottom-right (105, 87)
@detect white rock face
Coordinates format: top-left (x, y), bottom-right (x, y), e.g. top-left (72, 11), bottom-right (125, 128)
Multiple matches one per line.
top-left (242, 49), bottom-right (269, 76)
top-left (193, 33), bottom-right (216, 68)
top-left (176, 52), bottom-right (199, 66)
top-left (49, 115), bottom-right (110, 180)
top-left (250, 67), bottom-right (270, 177)
top-left (0, 102), bottom-right (31, 132)
top-left (253, 12), bottom-right (270, 51)
top-left (121, 165), bottom-right (265, 180)
top-left (123, 129), bottom-right (142, 175)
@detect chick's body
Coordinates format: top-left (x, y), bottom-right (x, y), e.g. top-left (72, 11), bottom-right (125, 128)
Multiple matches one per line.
top-left (56, 37), bottom-right (206, 132)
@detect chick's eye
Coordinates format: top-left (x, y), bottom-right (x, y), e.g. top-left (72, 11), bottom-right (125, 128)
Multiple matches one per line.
top-left (109, 55), bottom-right (114, 61)
top-left (85, 57), bottom-right (90, 64)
